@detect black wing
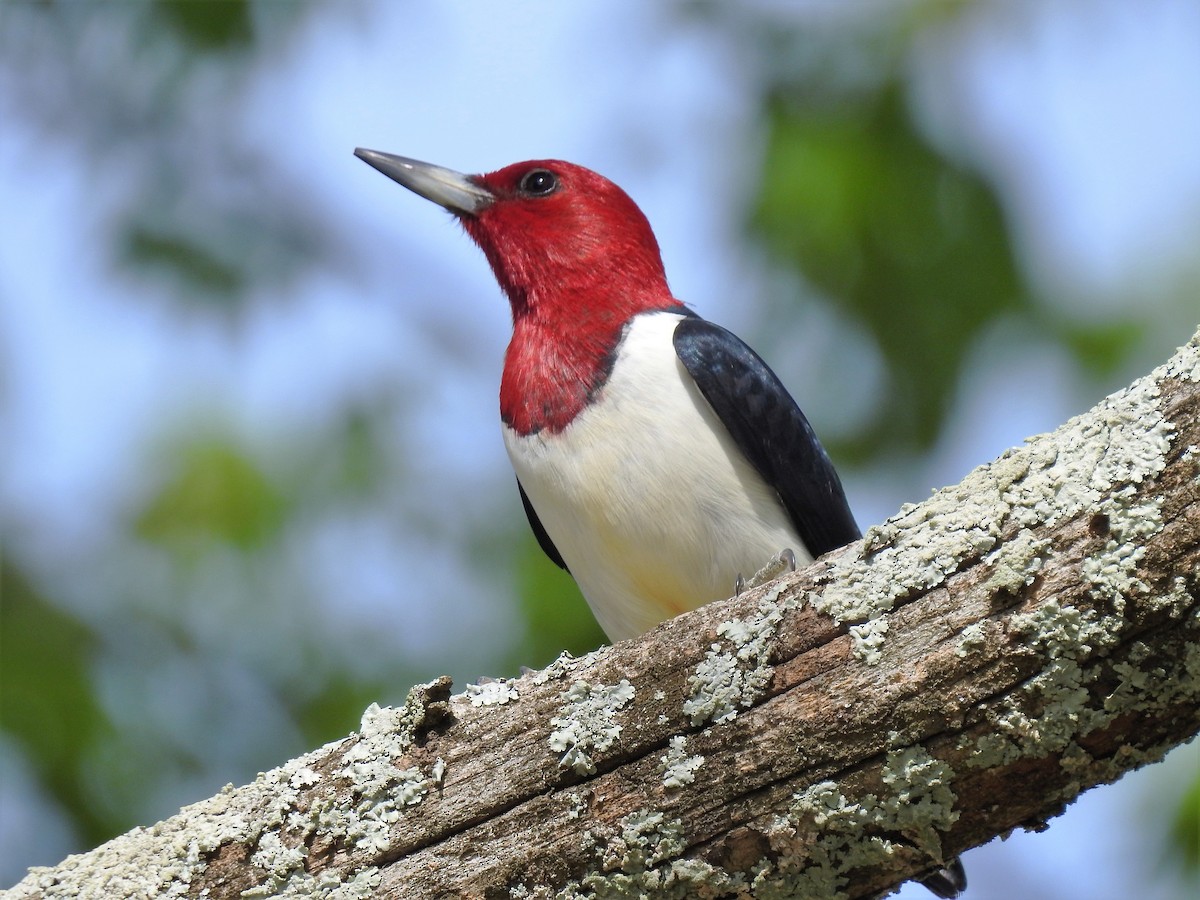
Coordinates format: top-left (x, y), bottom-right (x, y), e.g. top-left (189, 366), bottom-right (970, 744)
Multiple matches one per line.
top-left (518, 479), bottom-right (568, 572)
top-left (672, 315), bottom-right (860, 557)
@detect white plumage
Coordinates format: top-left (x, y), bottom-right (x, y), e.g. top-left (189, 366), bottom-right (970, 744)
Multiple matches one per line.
top-left (503, 310), bottom-right (807, 641)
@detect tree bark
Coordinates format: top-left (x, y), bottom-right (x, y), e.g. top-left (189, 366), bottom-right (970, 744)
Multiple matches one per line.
top-left (6, 330), bottom-right (1200, 900)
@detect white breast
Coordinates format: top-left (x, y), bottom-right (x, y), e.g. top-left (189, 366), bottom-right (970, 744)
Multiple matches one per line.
top-left (503, 311), bottom-right (806, 642)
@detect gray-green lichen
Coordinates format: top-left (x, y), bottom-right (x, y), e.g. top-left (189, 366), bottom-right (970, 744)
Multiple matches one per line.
top-left (465, 679), bottom-right (520, 706)
top-left (247, 830), bottom-right (308, 890)
top-left (967, 565), bottom-right (1200, 775)
top-left (510, 809), bottom-right (740, 900)
top-left (606, 810), bottom-right (687, 873)
top-left (1164, 333), bottom-right (1200, 382)
top-left (1181, 442), bottom-right (1200, 488)
top-left (683, 586), bottom-right (790, 726)
top-left (1005, 365), bottom-right (1179, 530)
top-left (981, 528), bottom-right (1050, 597)
top-left (328, 762), bottom-right (429, 854)
top-left (533, 650), bottom-right (580, 685)
top-left (544, 859), bottom-right (742, 900)
top-left (955, 622), bottom-right (987, 658)
top-left (1082, 486), bottom-right (1163, 614)
top-left (1012, 599), bottom-right (1119, 660)
top-left (750, 746), bottom-right (957, 898)
top-left (878, 746), bottom-right (960, 859)
top-left (967, 601), bottom-right (1113, 770)
top-left (848, 616), bottom-right (890, 665)
top-left (1146, 573), bottom-right (1198, 618)
top-left (565, 791), bottom-right (588, 820)
top-left (323, 700), bottom-right (440, 852)
top-left (660, 736), bottom-right (705, 789)
top-left (241, 867), bottom-right (382, 899)
top-left (549, 679), bottom-right (636, 775)
top-left (4, 738), bottom-right (348, 900)
top-left (240, 681), bottom-right (450, 889)
top-left (809, 332), bottom-right (1194, 697)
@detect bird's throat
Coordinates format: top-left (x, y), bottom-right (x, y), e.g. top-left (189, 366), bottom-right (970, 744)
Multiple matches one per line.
top-left (499, 318), bottom-right (621, 436)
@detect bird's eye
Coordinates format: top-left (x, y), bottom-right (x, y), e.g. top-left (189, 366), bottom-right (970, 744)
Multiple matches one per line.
top-left (519, 169), bottom-right (559, 197)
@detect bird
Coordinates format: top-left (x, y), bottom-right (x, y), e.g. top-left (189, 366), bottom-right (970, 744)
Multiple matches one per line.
top-left (354, 148), bottom-right (966, 898)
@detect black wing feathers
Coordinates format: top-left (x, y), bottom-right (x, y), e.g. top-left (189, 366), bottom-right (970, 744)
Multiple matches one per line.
top-left (518, 479), bottom-right (568, 571)
top-left (672, 315), bottom-right (860, 558)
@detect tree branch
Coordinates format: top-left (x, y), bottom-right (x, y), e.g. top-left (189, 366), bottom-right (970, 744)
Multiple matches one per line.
top-left (7, 331), bottom-right (1200, 900)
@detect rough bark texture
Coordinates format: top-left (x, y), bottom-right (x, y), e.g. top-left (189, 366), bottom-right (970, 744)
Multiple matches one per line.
top-left (6, 331), bottom-right (1200, 900)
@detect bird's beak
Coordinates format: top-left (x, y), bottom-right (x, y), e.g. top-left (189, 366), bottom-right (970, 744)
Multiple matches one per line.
top-left (354, 148), bottom-right (494, 216)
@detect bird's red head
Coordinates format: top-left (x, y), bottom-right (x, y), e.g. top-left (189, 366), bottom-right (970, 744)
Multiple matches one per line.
top-left (462, 160), bottom-right (676, 325)
top-left (354, 149), bottom-right (684, 433)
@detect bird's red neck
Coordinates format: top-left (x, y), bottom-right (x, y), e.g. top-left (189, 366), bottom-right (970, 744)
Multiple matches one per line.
top-left (498, 286), bottom-right (681, 435)
top-left (359, 151), bottom-right (690, 434)
top-left (456, 162), bottom-right (682, 435)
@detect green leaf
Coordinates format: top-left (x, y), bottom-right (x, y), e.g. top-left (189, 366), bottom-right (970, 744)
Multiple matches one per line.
top-left (1168, 770), bottom-right (1200, 874)
top-left (0, 557), bottom-right (116, 846)
top-left (121, 227), bottom-right (243, 297)
top-left (752, 83), bottom-right (1029, 459)
top-left (1057, 319), bottom-right (1145, 377)
top-left (151, 0), bottom-right (253, 52)
top-left (134, 439), bottom-right (288, 554)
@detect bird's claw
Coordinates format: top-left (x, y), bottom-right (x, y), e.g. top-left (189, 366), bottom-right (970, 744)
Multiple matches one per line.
top-left (734, 548), bottom-right (797, 597)
top-left (920, 858), bottom-right (967, 898)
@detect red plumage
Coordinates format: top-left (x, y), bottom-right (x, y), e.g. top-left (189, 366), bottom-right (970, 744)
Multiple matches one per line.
top-left (461, 161), bottom-right (682, 435)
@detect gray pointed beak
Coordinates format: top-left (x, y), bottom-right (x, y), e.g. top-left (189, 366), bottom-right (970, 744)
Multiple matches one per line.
top-left (354, 148), bottom-right (494, 216)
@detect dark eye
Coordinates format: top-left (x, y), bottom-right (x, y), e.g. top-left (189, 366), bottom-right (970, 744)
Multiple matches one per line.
top-left (519, 169), bottom-right (558, 196)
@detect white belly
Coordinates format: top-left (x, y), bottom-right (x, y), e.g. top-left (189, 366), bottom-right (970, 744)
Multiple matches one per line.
top-left (503, 311), bottom-right (805, 642)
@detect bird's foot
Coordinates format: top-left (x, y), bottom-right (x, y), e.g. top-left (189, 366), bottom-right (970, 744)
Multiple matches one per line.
top-left (735, 548), bottom-right (797, 597)
top-left (919, 858), bottom-right (967, 898)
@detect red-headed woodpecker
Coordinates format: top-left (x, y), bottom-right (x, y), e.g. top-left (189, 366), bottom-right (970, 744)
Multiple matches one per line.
top-left (354, 148), bottom-right (965, 898)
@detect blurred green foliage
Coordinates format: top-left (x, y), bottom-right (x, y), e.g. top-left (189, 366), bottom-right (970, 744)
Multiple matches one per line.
top-left (1169, 773), bottom-right (1200, 874)
top-left (753, 84), bottom-right (1029, 459)
top-left (0, 559), bottom-right (111, 848)
top-left (153, 0), bottom-right (254, 50)
top-left (510, 537), bottom-right (607, 672)
top-left (1059, 317), bottom-right (1150, 378)
top-left (135, 440), bottom-right (290, 555)
top-left (0, 0), bottom-right (336, 318)
top-left (122, 228), bottom-right (245, 297)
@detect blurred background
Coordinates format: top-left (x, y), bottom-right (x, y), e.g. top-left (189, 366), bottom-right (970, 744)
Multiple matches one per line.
top-left (0, 0), bottom-right (1197, 896)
